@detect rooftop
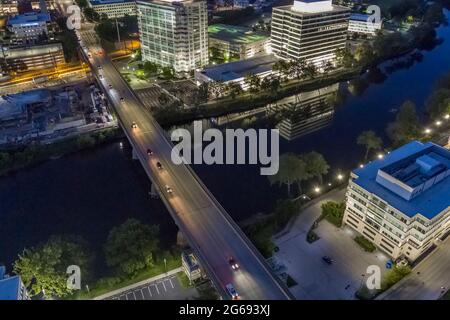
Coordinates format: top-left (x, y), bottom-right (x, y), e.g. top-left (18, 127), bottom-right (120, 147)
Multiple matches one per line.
top-left (208, 24), bottom-right (269, 45)
top-left (0, 266), bottom-right (20, 300)
top-left (7, 12), bottom-right (50, 26)
top-left (0, 89), bottom-right (51, 120)
top-left (274, 0), bottom-right (349, 15)
top-left (349, 13), bottom-right (371, 22)
top-left (353, 141), bottom-right (450, 220)
top-left (199, 54), bottom-right (278, 82)
top-left (89, 0), bottom-right (135, 5)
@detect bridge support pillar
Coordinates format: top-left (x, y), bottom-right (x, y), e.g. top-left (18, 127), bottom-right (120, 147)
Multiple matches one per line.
top-left (132, 148), bottom-right (139, 160)
top-left (177, 230), bottom-right (188, 247)
top-left (149, 183), bottom-right (159, 199)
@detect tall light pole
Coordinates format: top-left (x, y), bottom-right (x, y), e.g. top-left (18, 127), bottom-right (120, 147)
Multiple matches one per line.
top-left (115, 18), bottom-right (121, 52)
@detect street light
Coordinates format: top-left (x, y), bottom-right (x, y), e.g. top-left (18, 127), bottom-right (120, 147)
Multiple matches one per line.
top-left (314, 187), bottom-right (321, 193)
top-left (337, 174), bottom-right (344, 180)
top-left (436, 121), bottom-right (442, 126)
top-left (424, 128), bottom-right (432, 134)
top-left (445, 114), bottom-right (450, 120)
top-left (377, 153), bottom-right (384, 159)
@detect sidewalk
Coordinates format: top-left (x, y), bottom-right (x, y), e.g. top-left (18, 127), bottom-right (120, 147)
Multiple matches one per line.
top-left (93, 267), bottom-right (183, 300)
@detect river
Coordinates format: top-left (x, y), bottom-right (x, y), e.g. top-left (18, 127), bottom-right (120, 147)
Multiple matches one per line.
top-left (1, 11), bottom-right (449, 271)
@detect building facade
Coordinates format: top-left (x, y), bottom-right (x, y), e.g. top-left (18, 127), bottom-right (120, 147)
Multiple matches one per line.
top-left (0, 266), bottom-right (29, 300)
top-left (271, 0), bottom-right (350, 65)
top-left (0, 42), bottom-right (64, 75)
top-left (208, 24), bottom-right (270, 60)
top-left (348, 13), bottom-right (382, 36)
top-left (88, 0), bottom-right (137, 19)
top-left (7, 12), bottom-right (50, 45)
top-left (343, 141), bottom-right (450, 262)
top-left (137, 0), bottom-right (208, 73)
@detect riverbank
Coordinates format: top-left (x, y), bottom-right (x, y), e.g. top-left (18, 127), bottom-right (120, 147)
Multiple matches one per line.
top-left (154, 67), bottom-right (362, 127)
top-left (0, 127), bottom-right (124, 177)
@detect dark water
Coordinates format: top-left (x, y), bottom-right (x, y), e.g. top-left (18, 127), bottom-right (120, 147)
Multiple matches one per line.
top-left (185, 11), bottom-right (450, 221)
top-left (0, 141), bottom-right (178, 270)
top-left (1, 12), bottom-right (449, 271)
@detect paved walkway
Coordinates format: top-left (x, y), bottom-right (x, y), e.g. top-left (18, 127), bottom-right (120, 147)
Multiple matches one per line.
top-left (93, 267), bottom-right (183, 300)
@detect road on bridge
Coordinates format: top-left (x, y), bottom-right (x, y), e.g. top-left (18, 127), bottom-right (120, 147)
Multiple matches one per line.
top-left (58, 2), bottom-right (293, 300)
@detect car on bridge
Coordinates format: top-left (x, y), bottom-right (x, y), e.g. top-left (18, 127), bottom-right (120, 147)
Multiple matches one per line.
top-left (147, 148), bottom-right (153, 156)
top-left (226, 284), bottom-right (239, 300)
top-left (322, 256), bottom-right (334, 265)
top-left (228, 257), bottom-right (239, 270)
top-left (131, 122), bottom-right (138, 129)
top-left (156, 162), bottom-right (163, 170)
top-left (165, 185), bottom-right (173, 194)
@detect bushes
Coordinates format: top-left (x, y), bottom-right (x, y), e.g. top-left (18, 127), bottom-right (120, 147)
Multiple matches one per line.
top-left (381, 266), bottom-right (411, 291)
top-left (321, 201), bottom-right (346, 227)
top-left (354, 236), bottom-right (376, 252)
top-left (0, 128), bottom-right (122, 176)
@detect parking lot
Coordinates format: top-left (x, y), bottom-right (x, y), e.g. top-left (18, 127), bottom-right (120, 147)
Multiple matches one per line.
top-left (274, 189), bottom-right (389, 300)
top-left (104, 273), bottom-right (198, 300)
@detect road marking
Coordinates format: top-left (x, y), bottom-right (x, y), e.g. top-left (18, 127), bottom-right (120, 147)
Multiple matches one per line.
top-left (154, 284), bottom-right (160, 295)
top-left (161, 281), bottom-right (167, 292)
top-left (133, 291), bottom-right (137, 300)
top-left (147, 286), bottom-right (152, 297)
top-left (169, 278), bottom-right (175, 289)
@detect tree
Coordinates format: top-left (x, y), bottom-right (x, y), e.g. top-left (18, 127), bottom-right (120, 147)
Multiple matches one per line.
top-left (13, 235), bottom-right (92, 298)
top-left (104, 219), bottom-right (159, 275)
top-left (387, 100), bottom-right (421, 146)
top-left (303, 63), bottom-right (317, 79)
top-left (357, 131), bottom-right (383, 161)
top-left (244, 74), bottom-right (261, 93)
top-left (321, 201), bottom-right (346, 227)
top-left (335, 48), bottom-right (356, 68)
top-left (261, 76), bottom-right (280, 94)
top-left (268, 153), bottom-right (302, 197)
top-left (83, 7), bottom-right (100, 22)
top-left (226, 82), bottom-right (243, 99)
top-left (290, 58), bottom-right (307, 79)
top-left (302, 151), bottom-right (329, 185)
top-left (272, 60), bottom-right (290, 79)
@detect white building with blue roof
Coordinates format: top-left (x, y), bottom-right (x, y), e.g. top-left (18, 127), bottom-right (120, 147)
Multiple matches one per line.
top-left (343, 141), bottom-right (450, 262)
top-left (0, 266), bottom-right (29, 300)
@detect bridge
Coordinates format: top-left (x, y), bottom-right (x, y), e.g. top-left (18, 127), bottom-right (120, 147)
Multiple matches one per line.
top-left (58, 3), bottom-right (293, 300)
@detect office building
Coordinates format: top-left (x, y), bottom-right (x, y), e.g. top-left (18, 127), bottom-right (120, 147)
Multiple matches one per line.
top-left (348, 13), bottom-right (382, 36)
top-left (137, 0), bottom-right (208, 73)
top-left (208, 24), bottom-right (270, 60)
top-left (88, 0), bottom-right (137, 19)
top-left (343, 141), bottom-right (450, 262)
top-left (7, 12), bottom-right (50, 45)
top-left (0, 266), bottom-right (29, 300)
top-left (271, 0), bottom-right (350, 65)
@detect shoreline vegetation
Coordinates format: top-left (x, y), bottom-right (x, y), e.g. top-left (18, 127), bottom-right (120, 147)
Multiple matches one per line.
top-left (0, 128), bottom-right (124, 177)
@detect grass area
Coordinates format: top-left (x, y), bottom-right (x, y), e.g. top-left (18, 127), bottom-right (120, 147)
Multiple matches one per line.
top-left (381, 265), bottom-right (412, 291)
top-left (69, 252), bottom-right (181, 300)
top-left (177, 272), bottom-right (192, 289)
top-left (0, 128), bottom-right (122, 177)
top-left (354, 236), bottom-right (377, 253)
top-left (306, 230), bottom-right (320, 243)
top-left (321, 201), bottom-right (346, 228)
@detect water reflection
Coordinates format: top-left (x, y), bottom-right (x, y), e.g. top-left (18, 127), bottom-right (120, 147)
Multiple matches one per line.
top-left (269, 84), bottom-right (339, 141)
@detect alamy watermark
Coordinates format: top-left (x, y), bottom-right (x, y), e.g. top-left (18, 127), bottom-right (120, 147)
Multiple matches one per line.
top-left (66, 265), bottom-right (81, 290)
top-left (366, 5), bottom-right (382, 33)
top-left (66, 5), bottom-right (81, 30)
top-left (171, 121), bottom-right (279, 175)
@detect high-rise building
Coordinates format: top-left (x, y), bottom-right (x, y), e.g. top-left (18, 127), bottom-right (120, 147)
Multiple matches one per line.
top-left (137, 0), bottom-right (208, 73)
top-left (0, 266), bottom-right (29, 300)
top-left (88, 0), bottom-right (137, 19)
top-left (343, 141), bottom-right (450, 262)
top-left (7, 12), bottom-right (51, 45)
top-left (271, 0), bottom-right (350, 65)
